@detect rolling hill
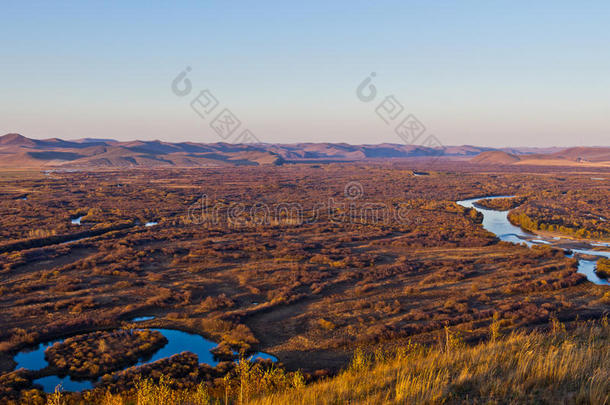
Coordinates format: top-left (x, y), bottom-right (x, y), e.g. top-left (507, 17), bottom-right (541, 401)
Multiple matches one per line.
top-left (0, 133), bottom-right (608, 168)
top-left (470, 151), bottom-right (522, 164)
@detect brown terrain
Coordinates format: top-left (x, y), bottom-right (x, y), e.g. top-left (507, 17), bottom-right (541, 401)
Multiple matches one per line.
top-left (0, 159), bottom-right (608, 403)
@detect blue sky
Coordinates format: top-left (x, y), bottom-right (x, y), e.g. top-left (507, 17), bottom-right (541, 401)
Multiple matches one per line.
top-left (2, 1), bottom-right (609, 146)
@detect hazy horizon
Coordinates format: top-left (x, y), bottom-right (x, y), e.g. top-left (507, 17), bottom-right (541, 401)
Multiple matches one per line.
top-left (3, 132), bottom-right (609, 149)
top-left (3, 1), bottom-right (610, 147)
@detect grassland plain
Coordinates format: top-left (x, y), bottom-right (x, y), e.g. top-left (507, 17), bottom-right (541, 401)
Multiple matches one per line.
top-left (0, 163), bottom-right (608, 403)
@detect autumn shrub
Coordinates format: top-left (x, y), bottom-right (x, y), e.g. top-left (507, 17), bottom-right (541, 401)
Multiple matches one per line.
top-left (595, 258), bottom-right (610, 279)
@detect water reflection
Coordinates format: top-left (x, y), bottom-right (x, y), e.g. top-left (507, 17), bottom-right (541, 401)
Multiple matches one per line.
top-left (457, 195), bottom-right (609, 286)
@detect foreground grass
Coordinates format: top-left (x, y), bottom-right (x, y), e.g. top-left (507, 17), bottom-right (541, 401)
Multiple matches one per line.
top-left (246, 321), bottom-right (609, 405)
top-left (52, 320), bottom-right (609, 405)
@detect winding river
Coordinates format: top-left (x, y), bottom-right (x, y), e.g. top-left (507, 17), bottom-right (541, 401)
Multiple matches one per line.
top-left (457, 196), bottom-right (609, 286)
top-left (14, 325), bottom-right (276, 393)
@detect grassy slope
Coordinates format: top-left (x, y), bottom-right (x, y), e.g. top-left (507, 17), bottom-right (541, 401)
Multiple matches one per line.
top-left (94, 320), bottom-right (609, 405)
top-left (251, 324), bottom-right (609, 405)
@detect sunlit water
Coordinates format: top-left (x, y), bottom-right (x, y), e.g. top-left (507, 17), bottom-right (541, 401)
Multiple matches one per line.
top-left (457, 196), bottom-right (609, 286)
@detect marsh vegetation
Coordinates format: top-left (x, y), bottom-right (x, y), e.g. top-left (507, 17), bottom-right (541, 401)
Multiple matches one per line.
top-left (0, 163), bottom-right (608, 402)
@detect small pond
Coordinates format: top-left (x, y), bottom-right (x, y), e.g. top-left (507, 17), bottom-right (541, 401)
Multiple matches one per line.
top-left (132, 316), bottom-right (156, 322)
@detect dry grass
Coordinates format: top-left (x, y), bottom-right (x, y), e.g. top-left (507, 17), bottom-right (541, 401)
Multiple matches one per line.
top-left (249, 322), bottom-right (609, 404)
top-left (84, 319), bottom-right (609, 405)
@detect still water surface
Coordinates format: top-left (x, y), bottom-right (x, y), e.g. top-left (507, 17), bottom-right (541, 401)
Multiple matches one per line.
top-left (15, 327), bottom-right (276, 392)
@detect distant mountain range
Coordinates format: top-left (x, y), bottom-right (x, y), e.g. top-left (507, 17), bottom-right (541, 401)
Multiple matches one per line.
top-left (0, 133), bottom-right (608, 168)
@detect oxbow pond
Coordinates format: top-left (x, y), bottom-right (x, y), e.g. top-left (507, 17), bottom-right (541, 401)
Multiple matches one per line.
top-left (14, 326), bottom-right (276, 393)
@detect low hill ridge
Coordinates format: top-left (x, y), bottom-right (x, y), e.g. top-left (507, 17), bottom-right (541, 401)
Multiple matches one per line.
top-left (471, 150), bottom-right (521, 164)
top-left (1, 134), bottom-right (608, 168)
